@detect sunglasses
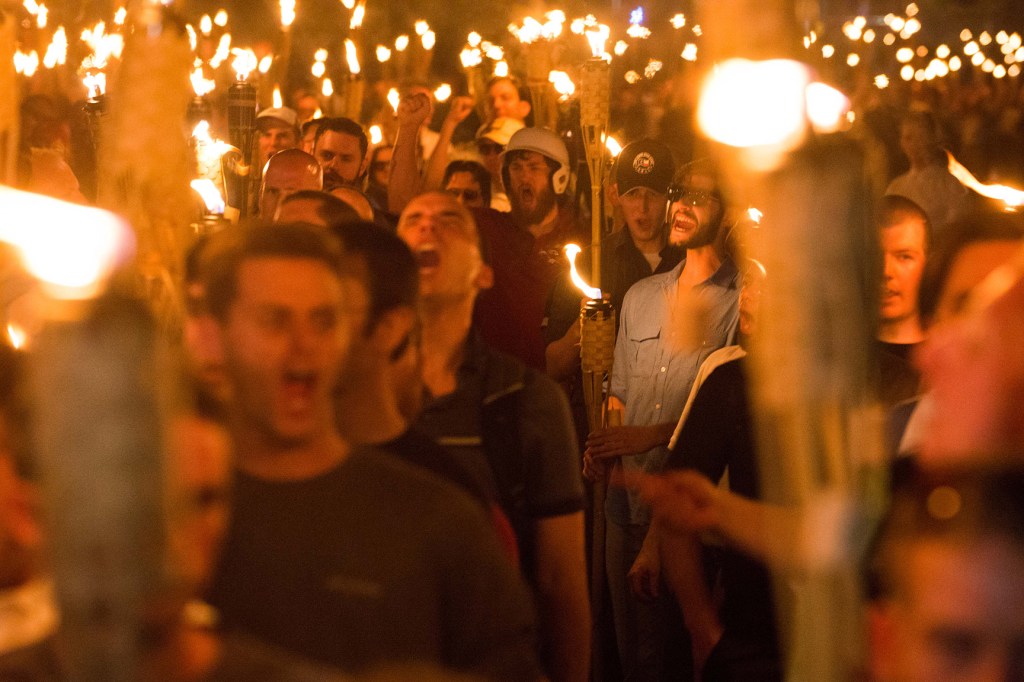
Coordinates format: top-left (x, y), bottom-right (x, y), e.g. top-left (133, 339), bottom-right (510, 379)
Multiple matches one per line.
top-left (667, 185), bottom-right (720, 207)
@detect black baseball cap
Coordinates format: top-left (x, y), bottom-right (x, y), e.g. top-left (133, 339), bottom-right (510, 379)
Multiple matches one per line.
top-left (615, 139), bottom-right (675, 196)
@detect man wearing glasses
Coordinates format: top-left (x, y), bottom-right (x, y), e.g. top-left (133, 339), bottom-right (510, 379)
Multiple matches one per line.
top-left (585, 158), bottom-right (740, 680)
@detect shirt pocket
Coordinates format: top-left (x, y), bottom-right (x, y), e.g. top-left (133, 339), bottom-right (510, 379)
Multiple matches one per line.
top-left (629, 326), bottom-right (662, 379)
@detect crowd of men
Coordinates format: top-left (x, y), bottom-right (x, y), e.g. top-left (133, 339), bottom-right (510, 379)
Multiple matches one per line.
top-left (3, 74), bottom-right (1024, 682)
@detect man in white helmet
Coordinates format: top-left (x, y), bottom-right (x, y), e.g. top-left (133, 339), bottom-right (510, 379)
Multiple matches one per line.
top-left (473, 128), bottom-right (588, 371)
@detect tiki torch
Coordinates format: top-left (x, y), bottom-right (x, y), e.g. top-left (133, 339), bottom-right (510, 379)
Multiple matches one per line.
top-left (579, 24), bottom-right (610, 289)
top-left (187, 66), bottom-right (215, 128)
top-left (342, 38), bottom-right (364, 122)
top-left (226, 49), bottom-right (257, 219)
top-left (82, 73), bottom-right (106, 157)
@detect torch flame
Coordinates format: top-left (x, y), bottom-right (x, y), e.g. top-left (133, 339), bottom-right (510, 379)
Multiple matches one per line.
top-left (585, 24), bottom-right (611, 59)
top-left (258, 55), bottom-right (273, 74)
top-left (190, 67), bottom-right (216, 96)
top-left (422, 30), bottom-right (436, 50)
top-left (434, 83), bottom-right (452, 101)
top-left (394, 35), bottom-right (409, 51)
top-left (6, 324), bottom-right (26, 350)
top-left (549, 70), bottom-right (575, 100)
top-left (947, 152), bottom-right (1024, 208)
top-left (414, 20), bottom-right (429, 36)
top-left (341, 0), bottom-right (355, 8)
top-left (322, 77), bottom-right (334, 97)
top-left (43, 26), bottom-right (67, 69)
top-left (209, 33), bottom-right (232, 68)
top-left (377, 45), bottom-right (392, 62)
top-left (15, 50), bottom-right (40, 77)
top-left (191, 179), bottom-right (226, 215)
top-left (83, 72), bottom-right (106, 98)
top-left (460, 47), bottom-right (482, 68)
top-left (214, 10), bottom-right (228, 27)
top-left (280, 0), bottom-right (295, 27)
top-left (113, 6), bottom-right (126, 25)
top-left (273, 86), bottom-right (283, 108)
top-left (493, 60), bottom-right (509, 77)
top-left (0, 186), bottom-right (135, 299)
top-left (344, 39), bottom-right (360, 74)
top-left (231, 48), bottom-right (258, 81)
top-left (605, 136), bottom-right (623, 157)
top-left (199, 14), bottom-right (213, 35)
top-left (369, 124), bottom-right (383, 145)
top-left (386, 87), bottom-right (400, 113)
top-left (564, 244), bottom-right (602, 300)
top-left (350, 3), bottom-right (365, 29)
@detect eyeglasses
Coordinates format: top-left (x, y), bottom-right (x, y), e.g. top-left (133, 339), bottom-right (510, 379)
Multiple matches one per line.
top-left (447, 187), bottom-right (482, 202)
top-left (667, 185), bottom-right (720, 207)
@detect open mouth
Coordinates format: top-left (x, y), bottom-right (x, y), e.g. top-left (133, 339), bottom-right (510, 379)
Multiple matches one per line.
top-left (416, 247), bottom-right (440, 269)
top-left (281, 369), bottom-right (318, 410)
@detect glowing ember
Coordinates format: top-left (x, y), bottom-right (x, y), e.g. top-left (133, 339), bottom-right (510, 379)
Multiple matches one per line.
top-left (231, 48), bottom-right (258, 81)
top-left (549, 70), bottom-right (575, 100)
top-left (280, 0), bottom-right (295, 28)
top-left (948, 152), bottom-right (1024, 208)
top-left (190, 67), bottom-right (216, 96)
top-left (434, 83), bottom-right (452, 101)
top-left (345, 39), bottom-right (360, 74)
top-left (564, 244), bottom-right (602, 300)
top-left (0, 186), bottom-right (135, 298)
top-left (191, 179), bottom-right (226, 215)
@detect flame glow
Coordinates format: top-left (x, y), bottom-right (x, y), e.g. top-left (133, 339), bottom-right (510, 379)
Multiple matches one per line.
top-left (605, 136), bottom-right (622, 157)
top-left (280, 0), bottom-right (295, 27)
top-left (273, 86), bottom-right (283, 108)
top-left (191, 179), bottom-right (226, 215)
top-left (585, 24), bottom-right (610, 59)
top-left (345, 39), bottom-right (360, 74)
top-left (322, 77), bottom-right (334, 97)
top-left (377, 45), bottom-right (392, 62)
top-left (200, 14), bottom-right (213, 35)
top-left (231, 48), bottom-right (258, 80)
top-left (6, 324), bottom-right (26, 350)
top-left (83, 72), bottom-right (106, 98)
top-left (493, 60), bottom-right (509, 77)
top-left (387, 87), bottom-right (400, 113)
top-left (805, 82), bottom-right (850, 133)
top-left (369, 124), bottom-right (383, 145)
top-left (460, 47), bottom-right (482, 68)
top-left (394, 35), bottom-right (409, 51)
top-left (350, 3), bottom-right (365, 29)
top-left (258, 55), bottom-right (273, 73)
top-left (434, 83), bottom-right (452, 101)
top-left (209, 33), bottom-right (232, 68)
top-left (43, 26), bottom-right (67, 69)
top-left (564, 244), bottom-right (602, 300)
top-left (15, 50), bottom-right (40, 77)
top-left (0, 186), bottom-right (135, 298)
top-left (191, 67), bottom-right (216, 96)
top-left (549, 70), bottom-right (575, 100)
top-left (113, 6), bottom-right (126, 25)
top-left (214, 10), bottom-right (228, 27)
top-left (948, 152), bottom-right (1024, 208)
top-left (422, 31), bottom-right (436, 50)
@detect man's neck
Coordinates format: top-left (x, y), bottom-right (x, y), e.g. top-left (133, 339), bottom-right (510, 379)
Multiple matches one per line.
top-left (419, 296), bottom-right (474, 399)
top-left (232, 427), bottom-right (349, 482)
top-left (878, 316), bottom-right (925, 345)
top-left (334, 370), bottom-right (408, 446)
top-left (678, 243), bottom-right (724, 289)
top-left (632, 230), bottom-right (666, 255)
top-left (525, 203), bottom-right (560, 240)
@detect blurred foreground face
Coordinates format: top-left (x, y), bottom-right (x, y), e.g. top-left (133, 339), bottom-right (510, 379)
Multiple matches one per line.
top-left (916, 240), bottom-right (1023, 462)
top-left (872, 537), bottom-right (1024, 682)
top-left (219, 257), bottom-right (349, 446)
top-left (168, 414), bottom-right (232, 593)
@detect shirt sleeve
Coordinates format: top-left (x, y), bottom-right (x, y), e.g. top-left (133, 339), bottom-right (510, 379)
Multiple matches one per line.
top-left (609, 287), bottom-right (633, 405)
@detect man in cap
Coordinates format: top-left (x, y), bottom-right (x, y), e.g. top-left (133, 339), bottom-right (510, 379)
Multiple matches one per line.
top-left (475, 117), bottom-right (525, 212)
top-left (545, 139), bottom-right (682, 383)
top-left (256, 107), bottom-right (301, 168)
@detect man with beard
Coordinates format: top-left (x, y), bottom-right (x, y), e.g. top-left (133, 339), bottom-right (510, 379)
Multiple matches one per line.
top-left (312, 117), bottom-right (369, 192)
top-left (473, 127), bottom-right (588, 371)
top-left (585, 158), bottom-right (740, 681)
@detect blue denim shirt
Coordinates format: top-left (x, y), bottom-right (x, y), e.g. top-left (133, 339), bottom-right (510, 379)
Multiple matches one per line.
top-left (606, 258), bottom-right (739, 525)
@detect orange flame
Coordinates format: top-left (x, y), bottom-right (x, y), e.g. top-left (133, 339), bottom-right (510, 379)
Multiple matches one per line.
top-left (564, 244), bottom-right (602, 299)
top-left (947, 151), bottom-right (1024, 208)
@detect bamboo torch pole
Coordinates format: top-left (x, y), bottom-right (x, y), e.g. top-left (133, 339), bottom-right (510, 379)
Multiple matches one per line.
top-left (578, 37), bottom-right (609, 289)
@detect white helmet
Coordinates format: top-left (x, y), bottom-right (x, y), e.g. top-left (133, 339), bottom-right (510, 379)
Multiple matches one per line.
top-left (501, 127), bottom-right (571, 195)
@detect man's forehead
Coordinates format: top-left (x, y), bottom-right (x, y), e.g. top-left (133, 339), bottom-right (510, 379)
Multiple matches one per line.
top-left (318, 130), bottom-right (360, 149)
top-left (680, 172), bottom-right (716, 191)
top-left (510, 150), bottom-right (548, 165)
top-left (402, 195), bottom-right (473, 226)
top-left (236, 256), bottom-right (338, 290)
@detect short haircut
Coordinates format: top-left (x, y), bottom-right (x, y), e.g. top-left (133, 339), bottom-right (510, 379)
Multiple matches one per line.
top-left (879, 194), bottom-right (932, 252)
top-left (672, 157), bottom-right (728, 207)
top-left (301, 118), bottom-right (325, 138)
top-left (443, 160), bottom-right (492, 207)
top-left (280, 189), bottom-right (361, 226)
top-left (0, 346), bottom-right (33, 481)
top-left (313, 117), bottom-right (369, 158)
top-left (203, 223), bottom-right (344, 321)
top-left (331, 221), bottom-right (418, 330)
top-left (917, 209), bottom-right (1024, 325)
top-left (866, 465), bottom-right (1024, 602)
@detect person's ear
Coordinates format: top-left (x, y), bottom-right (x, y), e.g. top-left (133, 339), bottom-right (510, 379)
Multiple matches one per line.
top-left (516, 99), bottom-right (531, 121)
top-left (475, 262), bottom-right (494, 291)
top-left (609, 183), bottom-right (621, 207)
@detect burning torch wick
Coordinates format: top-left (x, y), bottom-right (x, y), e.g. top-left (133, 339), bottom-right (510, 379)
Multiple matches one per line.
top-left (564, 244), bottom-right (602, 300)
top-left (947, 151), bottom-right (1024, 208)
